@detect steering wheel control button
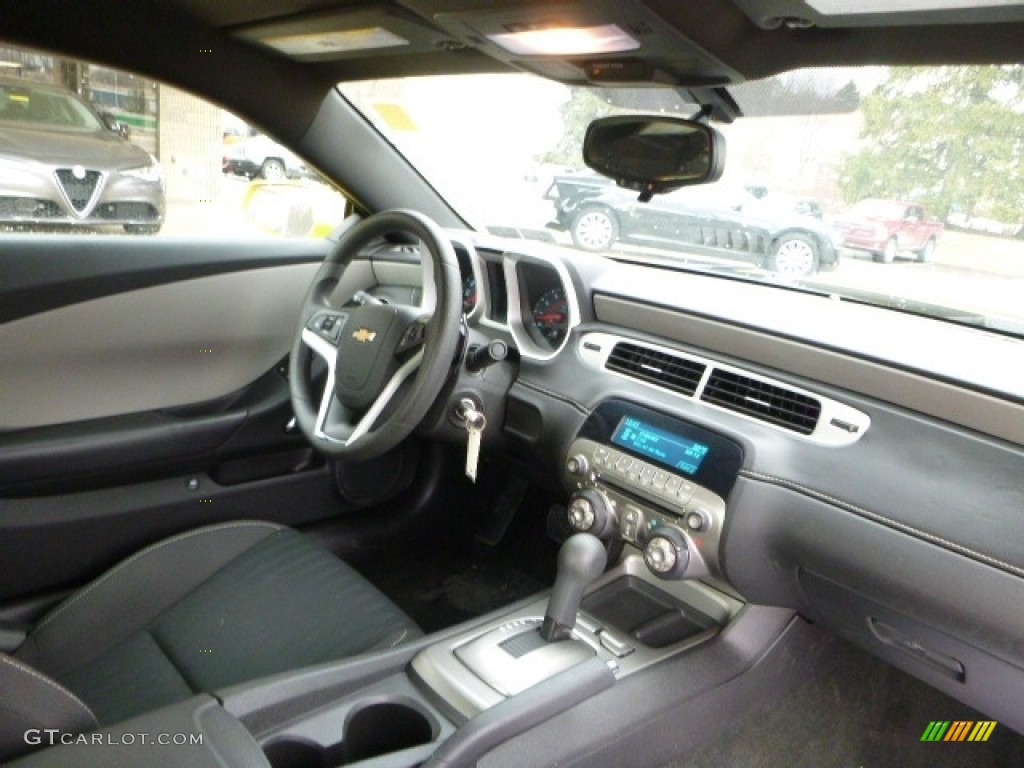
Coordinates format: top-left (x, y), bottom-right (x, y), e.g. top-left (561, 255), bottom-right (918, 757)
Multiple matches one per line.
top-left (397, 318), bottom-right (429, 354)
top-left (308, 311), bottom-right (348, 343)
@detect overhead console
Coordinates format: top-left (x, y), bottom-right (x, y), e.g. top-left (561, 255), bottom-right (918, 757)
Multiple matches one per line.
top-left (403, 0), bottom-right (742, 89)
top-left (562, 399), bottom-right (743, 581)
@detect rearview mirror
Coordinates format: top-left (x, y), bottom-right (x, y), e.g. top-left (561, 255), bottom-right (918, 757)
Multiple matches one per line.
top-left (583, 116), bottom-right (725, 201)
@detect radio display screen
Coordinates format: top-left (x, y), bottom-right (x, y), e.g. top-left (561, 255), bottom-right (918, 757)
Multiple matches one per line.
top-left (611, 416), bottom-right (710, 476)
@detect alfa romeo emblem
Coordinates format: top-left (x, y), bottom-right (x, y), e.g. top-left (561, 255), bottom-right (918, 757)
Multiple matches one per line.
top-left (71, 165), bottom-right (87, 179)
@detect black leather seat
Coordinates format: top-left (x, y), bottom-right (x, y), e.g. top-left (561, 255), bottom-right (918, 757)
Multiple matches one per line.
top-left (0, 521), bottom-right (420, 760)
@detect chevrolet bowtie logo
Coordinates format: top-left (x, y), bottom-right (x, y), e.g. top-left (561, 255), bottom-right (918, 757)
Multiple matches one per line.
top-left (352, 328), bottom-right (377, 343)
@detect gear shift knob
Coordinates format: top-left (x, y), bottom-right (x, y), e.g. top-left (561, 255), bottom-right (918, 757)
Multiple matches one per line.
top-left (540, 533), bottom-right (607, 642)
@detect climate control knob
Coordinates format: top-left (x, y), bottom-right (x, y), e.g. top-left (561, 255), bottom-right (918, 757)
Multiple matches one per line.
top-left (567, 496), bottom-right (595, 531)
top-left (643, 526), bottom-right (690, 579)
top-left (566, 489), bottom-right (616, 539)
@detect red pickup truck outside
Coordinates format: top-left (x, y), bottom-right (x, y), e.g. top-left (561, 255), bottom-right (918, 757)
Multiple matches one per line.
top-left (833, 199), bottom-right (943, 264)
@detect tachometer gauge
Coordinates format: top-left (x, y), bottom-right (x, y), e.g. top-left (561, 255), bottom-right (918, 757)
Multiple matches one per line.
top-left (462, 275), bottom-right (477, 314)
top-left (531, 287), bottom-right (569, 348)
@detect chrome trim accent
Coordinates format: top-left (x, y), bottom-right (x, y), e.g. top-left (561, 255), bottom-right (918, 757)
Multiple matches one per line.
top-left (419, 236), bottom-right (437, 313)
top-left (447, 232), bottom-right (487, 324)
top-left (578, 331), bottom-right (871, 446)
top-left (53, 168), bottom-right (106, 219)
top-left (503, 251), bottom-right (581, 361)
top-left (454, 618), bottom-right (597, 697)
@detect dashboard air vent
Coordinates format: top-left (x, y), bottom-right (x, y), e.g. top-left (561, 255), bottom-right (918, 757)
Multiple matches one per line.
top-left (701, 368), bottom-right (821, 435)
top-left (606, 342), bottom-right (707, 397)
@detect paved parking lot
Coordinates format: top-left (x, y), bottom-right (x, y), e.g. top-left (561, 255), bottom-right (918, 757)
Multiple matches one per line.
top-left (159, 184), bottom-right (1024, 328)
top-left (812, 231), bottom-right (1024, 324)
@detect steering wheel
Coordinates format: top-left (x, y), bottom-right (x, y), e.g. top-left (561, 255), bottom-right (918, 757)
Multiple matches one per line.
top-left (289, 209), bottom-right (462, 459)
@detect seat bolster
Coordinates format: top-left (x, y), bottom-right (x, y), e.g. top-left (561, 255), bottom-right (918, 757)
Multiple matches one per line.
top-left (0, 654), bottom-right (97, 762)
top-left (17, 521), bottom-right (282, 677)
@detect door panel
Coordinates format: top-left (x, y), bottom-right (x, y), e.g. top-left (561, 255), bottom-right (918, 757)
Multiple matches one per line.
top-left (0, 235), bottom-right (384, 605)
top-left (0, 264), bottom-right (321, 429)
top-left (0, 465), bottom-right (343, 602)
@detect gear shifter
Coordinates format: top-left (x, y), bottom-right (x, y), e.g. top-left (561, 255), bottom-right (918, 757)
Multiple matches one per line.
top-left (540, 533), bottom-right (607, 642)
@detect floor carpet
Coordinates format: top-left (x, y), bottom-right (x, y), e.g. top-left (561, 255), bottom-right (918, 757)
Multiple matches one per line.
top-left (352, 476), bottom-right (560, 632)
top-left (666, 636), bottom-right (1024, 768)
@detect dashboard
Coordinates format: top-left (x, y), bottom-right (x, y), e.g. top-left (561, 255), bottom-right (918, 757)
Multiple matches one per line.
top-left (368, 237), bottom-right (581, 360)
top-left (362, 228), bottom-right (1024, 735)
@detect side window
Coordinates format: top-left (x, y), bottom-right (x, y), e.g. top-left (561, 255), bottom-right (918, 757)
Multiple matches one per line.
top-left (0, 44), bottom-right (348, 239)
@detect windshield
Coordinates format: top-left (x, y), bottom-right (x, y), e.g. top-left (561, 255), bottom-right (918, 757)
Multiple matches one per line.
top-left (340, 66), bottom-right (1024, 338)
top-left (0, 83), bottom-right (104, 130)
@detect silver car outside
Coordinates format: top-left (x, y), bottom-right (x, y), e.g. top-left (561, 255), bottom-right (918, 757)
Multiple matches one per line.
top-left (0, 78), bottom-right (164, 233)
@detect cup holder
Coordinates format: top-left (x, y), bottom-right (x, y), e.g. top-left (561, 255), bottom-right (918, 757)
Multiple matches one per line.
top-left (263, 701), bottom-right (435, 768)
top-left (264, 738), bottom-right (330, 768)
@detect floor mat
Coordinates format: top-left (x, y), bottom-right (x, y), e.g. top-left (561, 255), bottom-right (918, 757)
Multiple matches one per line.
top-left (666, 638), bottom-right (1024, 768)
top-left (352, 477), bottom-right (561, 633)
top-left (370, 556), bottom-right (549, 632)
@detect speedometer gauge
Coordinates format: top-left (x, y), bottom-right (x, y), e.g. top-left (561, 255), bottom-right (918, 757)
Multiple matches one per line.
top-left (531, 287), bottom-right (569, 348)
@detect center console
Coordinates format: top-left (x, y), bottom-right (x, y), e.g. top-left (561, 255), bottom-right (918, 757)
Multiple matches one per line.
top-left (249, 397), bottom-right (748, 766)
top-left (409, 399), bottom-right (746, 724)
top-left (410, 549), bottom-right (742, 723)
top-left (562, 399), bottom-right (743, 581)
top-left (12, 400), bottom-right (772, 768)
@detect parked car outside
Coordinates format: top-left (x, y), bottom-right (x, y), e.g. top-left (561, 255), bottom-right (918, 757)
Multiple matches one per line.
top-left (0, 77), bottom-right (164, 233)
top-left (222, 133), bottom-right (311, 180)
top-left (833, 198), bottom-right (943, 263)
top-left (544, 170), bottom-right (614, 210)
top-left (548, 180), bottom-right (839, 276)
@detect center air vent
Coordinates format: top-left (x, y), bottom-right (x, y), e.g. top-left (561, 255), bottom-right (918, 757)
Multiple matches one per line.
top-left (701, 369), bottom-right (821, 435)
top-left (606, 342), bottom-right (707, 397)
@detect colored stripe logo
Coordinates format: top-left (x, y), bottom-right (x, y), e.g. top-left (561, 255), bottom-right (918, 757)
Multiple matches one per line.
top-left (921, 721), bottom-right (997, 742)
